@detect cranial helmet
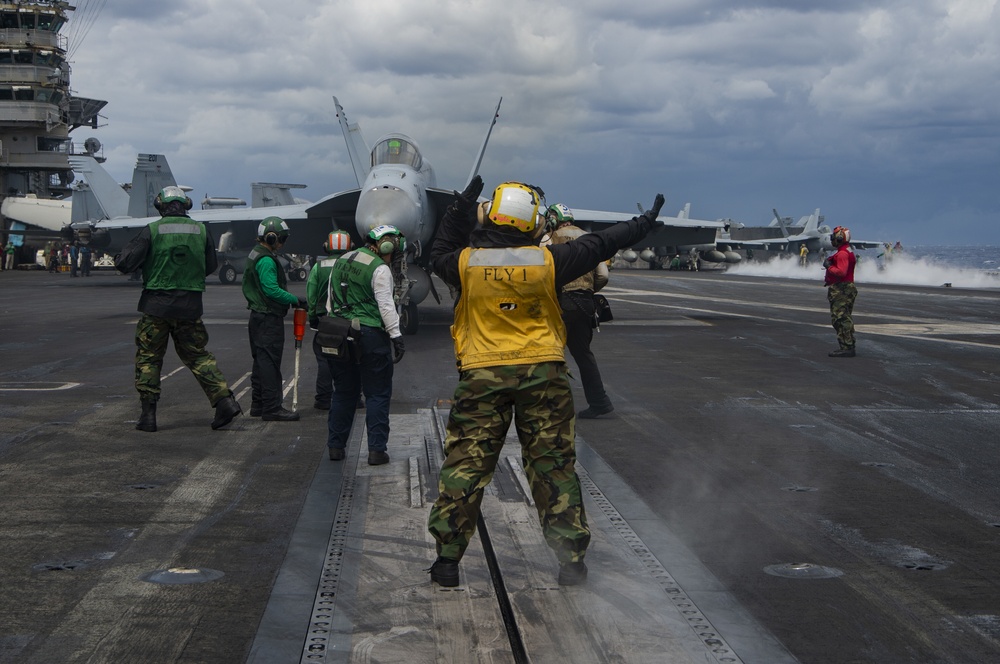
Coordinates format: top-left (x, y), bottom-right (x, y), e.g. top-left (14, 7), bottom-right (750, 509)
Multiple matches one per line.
top-left (367, 224), bottom-right (406, 256)
top-left (477, 182), bottom-right (543, 237)
top-left (258, 216), bottom-right (290, 247)
top-left (547, 203), bottom-right (574, 224)
top-left (153, 186), bottom-right (193, 212)
top-left (324, 230), bottom-right (352, 254)
top-left (831, 226), bottom-right (851, 247)
top-left (545, 203), bottom-right (574, 233)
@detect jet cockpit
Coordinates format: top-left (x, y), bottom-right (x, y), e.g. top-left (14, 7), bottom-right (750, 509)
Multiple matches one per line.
top-left (372, 135), bottom-right (423, 171)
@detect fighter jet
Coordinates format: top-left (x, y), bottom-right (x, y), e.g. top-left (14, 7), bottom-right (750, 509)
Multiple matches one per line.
top-left (609, 202), bottom-right (733, 269)
top-left (724, 208), bottom-right (883, 257)
top-left (66, 97), bottom-right (503, 334)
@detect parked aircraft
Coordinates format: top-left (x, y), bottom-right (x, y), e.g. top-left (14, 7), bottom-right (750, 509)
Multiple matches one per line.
top-left (721, 208), bottom-right (882, 257)
top-left (0, 194), bottom-right (70, 239)
top-left (612, 202), bottom-right (733, 269)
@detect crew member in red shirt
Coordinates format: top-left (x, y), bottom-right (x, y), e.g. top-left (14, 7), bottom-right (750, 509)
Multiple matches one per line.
top-left (823, 226), bottom-right (858, 357)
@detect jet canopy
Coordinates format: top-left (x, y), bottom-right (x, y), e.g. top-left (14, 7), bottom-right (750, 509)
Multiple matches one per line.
top-left (371, 135), bottom-right (422, 171)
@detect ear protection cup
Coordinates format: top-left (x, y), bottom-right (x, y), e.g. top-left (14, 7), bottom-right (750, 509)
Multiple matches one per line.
top-left (265, 232), bottom-right (278, 246)
top-left (367, 225), bottom-right (405, 255)
top-left (378, 237), bottom-right (396, 255)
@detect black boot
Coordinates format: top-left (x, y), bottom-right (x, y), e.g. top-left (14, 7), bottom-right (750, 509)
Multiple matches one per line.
top-left (262, 407), bottom-right (300, 422)
top-left (211, 394), bottom-right (242, 430)
top-left (429, 556), bottom-right (460, 587)
top-left (136, 399), bottom-right (157, 432)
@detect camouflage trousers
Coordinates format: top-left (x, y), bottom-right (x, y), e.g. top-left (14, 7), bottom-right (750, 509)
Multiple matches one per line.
top-left (427, 361), bottom-right (591, 564)
top-left (827, 282), bottom-right (858, 349)
top-left (135, 314), bottom-right (230, 405)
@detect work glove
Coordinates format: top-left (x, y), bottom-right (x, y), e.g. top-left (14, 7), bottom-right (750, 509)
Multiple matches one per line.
top-left (640, 194), bottom-right (666, 230)
top-left (309, 317), bottom-right (319, 330)
top-left (822, 257), bottom-right (831, 269)
top-left (391, 336), bottom-right (405, 364)
top-left (454, 175), bottom-right (485, 213)
top-left (296, 296), bottom-right (308, 309)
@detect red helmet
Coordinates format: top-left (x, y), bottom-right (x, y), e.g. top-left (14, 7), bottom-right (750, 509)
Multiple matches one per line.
top-left (831, 226), bottom-right (851, 247)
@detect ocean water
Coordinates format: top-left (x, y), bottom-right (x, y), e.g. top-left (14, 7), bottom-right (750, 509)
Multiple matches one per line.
top-left (728, 245), bottom-right (1000, 289)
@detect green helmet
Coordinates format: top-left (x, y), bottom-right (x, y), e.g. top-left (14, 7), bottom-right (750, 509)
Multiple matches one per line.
top-left (153, 186), bottom-right (192, 212)
top-left (258, 216), bottom-right (290, 246)
top-left (367, 224), bottom-right (406, 255)
top-left (545, 203), bottom-right (573, 233)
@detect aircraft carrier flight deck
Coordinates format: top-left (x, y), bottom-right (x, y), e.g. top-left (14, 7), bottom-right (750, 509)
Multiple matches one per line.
top-left (2, 267), bottom-right (999, 663)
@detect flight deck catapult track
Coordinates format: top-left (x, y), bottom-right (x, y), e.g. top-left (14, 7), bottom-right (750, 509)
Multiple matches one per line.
top-left (248, 407), bottom-right (774, 664)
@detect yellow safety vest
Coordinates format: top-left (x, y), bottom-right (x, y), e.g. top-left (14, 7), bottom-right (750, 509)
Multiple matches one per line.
top-left (453, 246), bottom-right (566, 370)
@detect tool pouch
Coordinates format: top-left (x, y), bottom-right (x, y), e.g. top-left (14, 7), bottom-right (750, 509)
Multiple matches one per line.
top-left (316, 316), bottom-right (359, 360)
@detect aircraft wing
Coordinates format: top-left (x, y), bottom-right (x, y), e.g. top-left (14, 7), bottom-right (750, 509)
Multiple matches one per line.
top-left (569, 208), bottom-right (728, 251)
top-left (733, 237), bottom-right (795, 252)
top-left (87, 189), bottom-right (364, 257)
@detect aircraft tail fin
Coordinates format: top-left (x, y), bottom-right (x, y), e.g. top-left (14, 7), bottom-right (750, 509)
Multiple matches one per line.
top-left (465, 97), bottom-right (502, 188)
top-left (68, 155), bottom-right (130, 221)
top-left (251, 182), bottom-right (308, 207)
top-left (127, 154), bottom-right (178, 218)
top-left (802, 209), bottom-right (822, 234)
top-left (772, 208), bottom-right (791, 238)
top-left (678, 203), bottom-right (691, 219)
top-left (333, 96), bottom-right (370, 186)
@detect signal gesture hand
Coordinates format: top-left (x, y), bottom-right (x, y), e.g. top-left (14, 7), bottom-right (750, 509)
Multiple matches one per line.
top-left (455, 175), bottom-right (484, 212)
top-left (641, 194), bottom-right (665, 229)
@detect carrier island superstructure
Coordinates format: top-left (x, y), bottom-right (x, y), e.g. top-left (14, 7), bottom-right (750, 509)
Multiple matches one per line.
top-left (0, 1), bottom-right (106, 246)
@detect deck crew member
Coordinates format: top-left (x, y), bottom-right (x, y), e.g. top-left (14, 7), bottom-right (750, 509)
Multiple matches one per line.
top-left (114, 186), bottom-right (242, 432)
top-left (546, 203), bottom-right (614, 419)
top-left (824, 225), bottom-right (858, 357)
top-left (306, 230), bottom-right (353, 410)
top-left (426, 176), bottom-right (664, 587)
top-left (242, 216), bottom-right (307, 421)
top-left (323, 225), bottom-right (406, 465)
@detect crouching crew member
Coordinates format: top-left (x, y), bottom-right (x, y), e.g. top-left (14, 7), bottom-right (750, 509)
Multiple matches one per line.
top-left (426, 176), bottom-right (665, 587)
top-left (242, 216), bottom-right (308, 421)
top-left (115, 186), bottom-right (242, 432)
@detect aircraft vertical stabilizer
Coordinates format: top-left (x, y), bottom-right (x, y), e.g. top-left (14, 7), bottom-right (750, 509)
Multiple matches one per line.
top-left (465, 98), bottom-right (502, 188)
top-left (68, 155), bottom-right (130, 221)
top-left (251, 183), bottom-right (307, 208)
top-left (801, 209), bottom-right (822, 234)
top-left (127, 154), bottom-right (177, 219)
top-left (333, 97), bottom-right (370, 186)
top-left (772, 209), bottom-right (792, 238)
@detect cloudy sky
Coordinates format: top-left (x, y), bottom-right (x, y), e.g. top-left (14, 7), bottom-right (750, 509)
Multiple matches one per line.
top-left (67, 0), bottom-right (999, 245)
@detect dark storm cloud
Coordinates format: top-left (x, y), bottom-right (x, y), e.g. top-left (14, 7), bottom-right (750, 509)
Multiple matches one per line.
top-left (67, 0), bottom-right (1000, 244)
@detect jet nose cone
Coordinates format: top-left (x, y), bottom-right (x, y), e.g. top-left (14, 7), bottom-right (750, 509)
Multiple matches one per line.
top-left (356, 186), bottom-right (421, 241)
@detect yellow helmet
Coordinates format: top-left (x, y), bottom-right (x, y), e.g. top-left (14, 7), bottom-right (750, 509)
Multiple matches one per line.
top-left (478, 182), bottom-right (542, 235)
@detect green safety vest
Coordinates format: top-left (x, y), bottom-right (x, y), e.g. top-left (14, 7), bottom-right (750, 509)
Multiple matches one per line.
top-left (328, 248), bottom-right (386, 329)
top-left (243, 244), bottom-right (289, 316)
top-left (142, 216), bottom-right (207, 292)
